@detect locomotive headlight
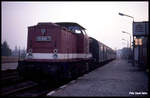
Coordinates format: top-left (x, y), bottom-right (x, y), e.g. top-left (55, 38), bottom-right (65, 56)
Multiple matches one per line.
top-left (53, 49), bottom-right (58, 59)
top-left (26, 49), bottom-right (33, 59)
top-left (53, 49), bottom-right (58, 53)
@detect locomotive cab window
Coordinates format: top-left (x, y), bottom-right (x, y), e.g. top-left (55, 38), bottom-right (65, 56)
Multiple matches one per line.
top-left (82, 30), bottom-right (87, 35)
top-left (75, 29), bottom-right (82, 34)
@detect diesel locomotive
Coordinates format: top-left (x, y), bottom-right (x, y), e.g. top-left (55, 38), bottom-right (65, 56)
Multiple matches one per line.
top-left (17, 22), bottom-right (116, 83)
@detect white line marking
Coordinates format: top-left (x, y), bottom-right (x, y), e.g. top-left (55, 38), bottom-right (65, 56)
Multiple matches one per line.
top-left (84, 74), bottom-right (88, 76)
top-left (59, 85), bottom-right (67, 89)
top-left (47, 91), bottom-right (55, 96)
top-left (70, 80), bottom-right (76, 83)
top-left (78, 76), bottom-right (85, 79)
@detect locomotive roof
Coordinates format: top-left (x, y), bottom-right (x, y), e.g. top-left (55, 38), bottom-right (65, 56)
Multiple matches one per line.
top-left (55, 22), bottom-right (86, 30)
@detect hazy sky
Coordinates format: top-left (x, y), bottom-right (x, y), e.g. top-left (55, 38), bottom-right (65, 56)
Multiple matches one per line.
top-left (2, 1), bottom-right (148, 50)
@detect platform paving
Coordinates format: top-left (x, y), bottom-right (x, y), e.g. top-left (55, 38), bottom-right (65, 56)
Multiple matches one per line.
top-left (47, 59), bottom-right (148, 97)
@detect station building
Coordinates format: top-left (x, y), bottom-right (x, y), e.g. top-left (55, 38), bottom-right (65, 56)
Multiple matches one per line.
top-left (133, 21), bottom-right (149, 70)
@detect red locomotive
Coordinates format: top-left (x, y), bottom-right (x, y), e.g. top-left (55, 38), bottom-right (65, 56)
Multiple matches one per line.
top-left (17, 22), bottom-right (116, 83)
top-left (26, 22), bottom-right (91, 62)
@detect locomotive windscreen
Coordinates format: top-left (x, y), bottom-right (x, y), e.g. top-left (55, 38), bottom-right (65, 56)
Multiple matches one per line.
top-left (56, 22), bottom-right (86, 35)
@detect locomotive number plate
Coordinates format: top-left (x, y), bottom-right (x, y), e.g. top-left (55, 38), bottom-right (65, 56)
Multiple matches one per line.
top-left (36, 36), bottom-right (51, 41)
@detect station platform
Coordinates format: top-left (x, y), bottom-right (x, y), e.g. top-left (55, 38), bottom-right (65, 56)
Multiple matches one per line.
top-left (47, 59), bottom-right (148, 96)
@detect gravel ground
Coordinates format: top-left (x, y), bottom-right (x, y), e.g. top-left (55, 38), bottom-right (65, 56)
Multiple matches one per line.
top-left (48, 59), bottom-right (148, 97)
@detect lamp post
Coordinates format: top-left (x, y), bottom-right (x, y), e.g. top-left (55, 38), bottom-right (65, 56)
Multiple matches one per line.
top-left (122, 42), bottom-right (125, 46)
top-left (122, 39), bottom-right (129, 48)
top-left (119, 12), bottom-right (135, 66)
top-left (118, 12), bottom-right (134, 47)
top-left (122, 38), bottom-right (130, 60)
top-left (122, 31), bottom-right (131, 49)
top-left (119, 12), bottom-right (134, 21)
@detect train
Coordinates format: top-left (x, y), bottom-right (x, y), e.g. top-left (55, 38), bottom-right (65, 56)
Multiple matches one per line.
top-left (17, 22), bottom-right (116, 84)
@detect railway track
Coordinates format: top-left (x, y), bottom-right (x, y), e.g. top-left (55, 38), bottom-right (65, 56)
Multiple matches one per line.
top-left (1, 69), bottom-right (18, 77)
top-left (1, 81), bottom-right (38, 96)
top-left (0, 63), bottom-right (105, 96)
top-left (9, 84), bottom-right (55, 97)
top-left (0, 69), bottom-right (70, 96)
top-left (1, 79), bottom-right (64, 96)
top-left (1, 70), bottom-right (38, 96)
top-left (1, 69), bottom-right (24, 88)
